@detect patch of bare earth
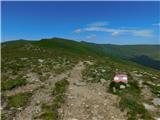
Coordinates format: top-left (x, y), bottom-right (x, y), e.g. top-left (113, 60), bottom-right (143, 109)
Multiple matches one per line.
top-left (60, 62), bottom-right (127, 120)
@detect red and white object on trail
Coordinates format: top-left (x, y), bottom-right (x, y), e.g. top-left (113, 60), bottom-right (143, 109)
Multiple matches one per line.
top-left (113, 74), bottom-right (128, 83)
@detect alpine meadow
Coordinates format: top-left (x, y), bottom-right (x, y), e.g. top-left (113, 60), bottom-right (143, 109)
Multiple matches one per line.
top-left (1, 1), bottom-right (160, 120)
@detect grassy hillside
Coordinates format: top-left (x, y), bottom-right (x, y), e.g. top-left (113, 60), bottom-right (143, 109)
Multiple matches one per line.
top-left (2, 38), bottom-right (160, 120)
top-left (2, 38), bottom-right (104, 60)
top-left (82, 42), bottom-right (160, 70)
top-left (85, 43), bottom-right (160, 60)
top-left (2, 38), bottom-right (160, 70)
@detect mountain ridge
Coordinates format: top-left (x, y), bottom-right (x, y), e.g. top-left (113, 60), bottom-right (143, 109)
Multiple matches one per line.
top-left (2, 37), bottom-right (160, 70)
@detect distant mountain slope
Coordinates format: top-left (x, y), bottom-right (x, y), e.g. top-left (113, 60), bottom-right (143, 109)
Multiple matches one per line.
top-left (100, 44), bottom-right (160, 70)
top-left (82, 42), bottom-right (160, 70)
top-left (83, 42), bottom-right (160, 61)
top-left (2, 38), bottom-right (160, 70)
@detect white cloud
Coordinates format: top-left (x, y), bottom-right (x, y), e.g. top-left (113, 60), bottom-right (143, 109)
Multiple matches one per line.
top-left (73, 23), bottom-right (154, 38)
top-left (86, 34), bottom-right (97, 39)
top-left (73, 29), bottom-right (82, 33)
top-left (87, 21), bottom-right (108, 27)
top-left (152, 23), bottom-right (160, 26)
top-left (132, 30), bottom-right (153, 37)
top-left (111, 31), bottom-right (120, 36)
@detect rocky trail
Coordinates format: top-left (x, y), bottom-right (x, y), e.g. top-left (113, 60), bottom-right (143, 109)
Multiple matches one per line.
top-left (13, 63), bottom-right (79, 120)
top-left (60, 62), bottom-right (127, 120)
top-left (3, 60), bottom-right (160, 120)
top-left (3, 61), bottom-right (128, 120)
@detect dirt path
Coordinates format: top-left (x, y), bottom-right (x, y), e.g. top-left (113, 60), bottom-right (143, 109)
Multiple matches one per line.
top-left (12, 61), bottom-right (127, 120)
top-left (61, 62), bottom-right (127, 120)
top-left (14, 62), bottom-right (82, 120)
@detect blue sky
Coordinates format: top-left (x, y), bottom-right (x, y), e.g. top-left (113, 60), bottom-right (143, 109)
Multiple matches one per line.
top-left (2, 1), bottom-right (160, 44)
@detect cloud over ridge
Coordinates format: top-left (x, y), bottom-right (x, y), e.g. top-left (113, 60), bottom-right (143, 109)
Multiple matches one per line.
top-left (73, 22), bottom-right (154, 38)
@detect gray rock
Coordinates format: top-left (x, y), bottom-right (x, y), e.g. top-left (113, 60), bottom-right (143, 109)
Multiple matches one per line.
top-left (101, 69), bottom-right (106, 73)
top-left (152, 98), bottom-right (160, 106)
top-left (70, 118), bottom-right (78, 120)
top-left (20, 58), bottom-right (28, 60)
top-left (154, 117), bottom-right (160, 120)
top-left (92, 117), bottom-right (98, 120)
top-left (126, 84), bottom-right (130, 87)
top-left (152, 76), bottom-right (157, 79)
top-left (17, 107), bottom-right (22, 111)
top-left (147, 81), bottom-right (155, 86)
top-left (36, 100), bottom-right (40, 105)
top-left (0, 106), bottom-right (3, 110)
top-left (157, 84), bottom-right (160, 87)
top-left (98, 92), bottom-right (102, 96)
top-left (100, 78), bottom-right (106, 84)
top-left (38, 59), bottom-right (44, 63)
top-left (88, 77), bottom-right (93, 81)
top-left (120, 85), bottom-right (126, 89)
top-left (138, 80), bottom-right (143, 88)
top-left (74, 81), bottom-right (86, 86)
top-left (113, 87), bottom-right (116, 93)
top-left (143, 103), bottom-right (156, 111)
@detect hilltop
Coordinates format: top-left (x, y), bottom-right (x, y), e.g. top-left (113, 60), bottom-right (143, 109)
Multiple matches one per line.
top-left (3, 38), bottom-right (159, 70)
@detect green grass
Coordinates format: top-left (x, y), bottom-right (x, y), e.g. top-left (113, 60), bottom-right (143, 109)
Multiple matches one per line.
top-left (38, 103), bottom-right (58, 120)
top-left (39, 111), bottom-right (57, 120)
top-left (119, 96), bottom-right (153, 120)
top-left (38, 78), bottom-right (69, 120)
top-left (1, 77), bottom-right (27, 91)
top-left (2, 37), bottom-right (160, 120)
top-left (108, 74), bottom-right (150, 119)
top-left (110, 81), bottom-right (140, 97)
top-left (144, 82), bottom-right (160, 96)
top-left (6, 92), bottom-right (32, 108)
top-left (52, 78), bottom-right (69, 95)
top-left (82, 60), bottom-right (114, 83)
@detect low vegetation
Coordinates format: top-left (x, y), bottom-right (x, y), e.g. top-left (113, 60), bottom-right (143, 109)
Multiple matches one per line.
top-left (119, 96), bottom-right (152, 120)
top-left (82, 58), bottom-right (157, 119)
top-left (2, 77), bottom-right (27, 91)
top-left (6, 92), bottom-right (32, 108)
top-left (1, 38), bottom-right (160, 119)
top-left (38, 78), bottom-right (69, 120)
top-left (82, 60), bottom-right (114, 83)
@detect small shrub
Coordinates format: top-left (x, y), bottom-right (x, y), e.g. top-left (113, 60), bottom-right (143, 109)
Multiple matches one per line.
top-left (39, 74), bottom-right (49, 81)
top-left (1, 77), bottom-right (27, 91)
top-left (38, 79), bottom-right (69, 120)
top-left (119, 96), bottom-right (152, 120)
top-left (6, 92), bottom-right (32, 108)
top-left (144, 82), bottom-right (160, 96)
top-left (52, 78), bottom-right (69, 95)
top-left (109, 80), bottom-right (140, 97)
top-left (39, 111), bottom-right (57, 120)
